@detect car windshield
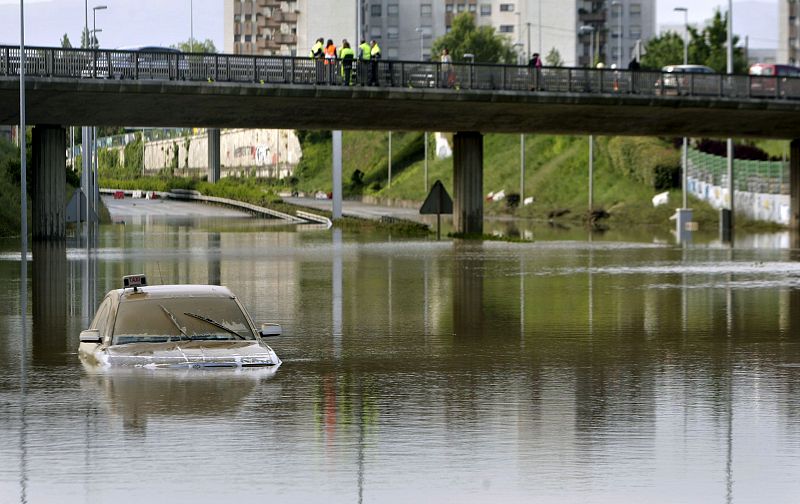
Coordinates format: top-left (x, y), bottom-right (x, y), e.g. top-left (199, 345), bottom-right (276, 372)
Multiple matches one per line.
top-left (112, 296), bottom-right (255, 345)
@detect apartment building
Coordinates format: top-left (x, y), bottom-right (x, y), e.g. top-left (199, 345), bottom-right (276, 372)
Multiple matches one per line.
top-left (778, 0), bottom-right (799, 64)
top-left (363, 1), bottom-right (447, 60)
top-left (223, 1), bottom-right (653, 67)
top-left (224, 0), bottom-right (355, 56)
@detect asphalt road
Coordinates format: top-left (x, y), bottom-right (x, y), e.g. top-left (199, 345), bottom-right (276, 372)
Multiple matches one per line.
top-left (102, 196), bottom-right (251, 218)
top-left (284, 197), bottom-right (427, 223)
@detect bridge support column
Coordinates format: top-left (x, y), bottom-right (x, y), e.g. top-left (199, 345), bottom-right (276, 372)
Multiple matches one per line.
top-left (32, 125), bottom-right (66, 240)
top-left (453, 131), bottom-right (484, 235)
top-left (791, 139), bottom-right (800, 234)
top-left (207, 128), bottom-right (220, 183)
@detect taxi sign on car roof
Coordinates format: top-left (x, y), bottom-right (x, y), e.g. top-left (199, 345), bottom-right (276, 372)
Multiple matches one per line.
top-left (123, 274), bottom-right (147, 291)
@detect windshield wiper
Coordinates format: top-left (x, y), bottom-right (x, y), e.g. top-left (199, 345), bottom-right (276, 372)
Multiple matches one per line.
top-left (159, 304), bottom-right (190, 342)
top-left (183, 312), bottom-right (246, 340)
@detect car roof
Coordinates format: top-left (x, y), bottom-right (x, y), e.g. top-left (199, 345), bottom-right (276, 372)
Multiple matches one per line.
top-left (117, 45), bottom-right (181, 53)
top-left (113, 284), bottom-right (237, 302)
top-left (661, 65), bottom-right (714, 73)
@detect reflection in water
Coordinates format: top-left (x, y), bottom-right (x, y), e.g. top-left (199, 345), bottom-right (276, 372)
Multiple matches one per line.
top-left (81, 366), bottom-right (277, 433)
top-left (32, 242), bottom-right (67, 365)
top-left (3, 219), bottom-right (800, 503)
top-left (207, 232), bottom-right (221, 286)
top-left (452, 242), bottom-right (485, 339)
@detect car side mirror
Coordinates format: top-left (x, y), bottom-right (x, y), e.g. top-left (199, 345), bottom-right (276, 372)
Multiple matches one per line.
top-left (259, 323), bottom-right (282, 337)
top-left (80, 329), bottom-right (102, 344)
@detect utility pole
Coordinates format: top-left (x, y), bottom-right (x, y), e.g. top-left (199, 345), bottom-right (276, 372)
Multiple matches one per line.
top-left (725, 0), bottom-right (735, 241)
top-left (20, 0), bottom-right (28, 277)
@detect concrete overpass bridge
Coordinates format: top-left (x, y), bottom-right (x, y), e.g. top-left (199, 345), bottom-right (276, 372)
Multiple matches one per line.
top-left (2, 45), bottom-right (800, 238)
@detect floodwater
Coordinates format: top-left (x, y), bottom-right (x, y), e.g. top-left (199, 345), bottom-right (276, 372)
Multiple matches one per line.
top-left (1, 202), bottom-right (799, 503)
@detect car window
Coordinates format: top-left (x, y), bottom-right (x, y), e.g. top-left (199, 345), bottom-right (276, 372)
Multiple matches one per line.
top-left (91, 298), bottom-right (112, 335)
top-left (112, 296), bottom-right (255, 345)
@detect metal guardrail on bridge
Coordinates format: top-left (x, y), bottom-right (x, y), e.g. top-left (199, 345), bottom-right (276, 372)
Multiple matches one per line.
top-left (4, 45), bottom-right (800, 100)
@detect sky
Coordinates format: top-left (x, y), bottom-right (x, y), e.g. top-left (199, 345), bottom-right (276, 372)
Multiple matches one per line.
top-left (0, 0), bottom-right (781, 51)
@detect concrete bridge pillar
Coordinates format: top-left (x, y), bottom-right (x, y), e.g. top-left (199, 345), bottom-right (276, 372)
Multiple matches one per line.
top-left (32, 125), bottom-right (66, 240)
top-left (453, 131), bottom-right (484, 235)
top-left (791, 139), bottom-right (800, 233)
top-left (208, 128), bottom-right (221, 183)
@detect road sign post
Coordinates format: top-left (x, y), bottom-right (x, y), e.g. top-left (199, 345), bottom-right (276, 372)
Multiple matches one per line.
top-left (420, 180), bottom-right (453, 240)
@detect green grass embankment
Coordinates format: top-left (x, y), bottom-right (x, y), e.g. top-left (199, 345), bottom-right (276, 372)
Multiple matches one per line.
top-left (297, 131), bottom-right (723, 228)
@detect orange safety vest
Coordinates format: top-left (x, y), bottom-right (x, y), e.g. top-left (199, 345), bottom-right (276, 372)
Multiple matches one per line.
top-left (324, 45), bottom-right (337, 64)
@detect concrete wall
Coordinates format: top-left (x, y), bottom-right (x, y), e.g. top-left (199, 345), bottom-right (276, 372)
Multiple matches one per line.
top-left (688, 177), bottom-right (791, 225)
top-left (140, 129), bottom-right (302, 179)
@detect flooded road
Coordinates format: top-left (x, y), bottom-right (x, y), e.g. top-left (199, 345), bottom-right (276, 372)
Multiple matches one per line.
top-left (1, 206), bottom-right (799, 503)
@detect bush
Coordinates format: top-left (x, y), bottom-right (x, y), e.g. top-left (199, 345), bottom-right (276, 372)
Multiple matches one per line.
top-left (607, 137), bottom-right (681, 190)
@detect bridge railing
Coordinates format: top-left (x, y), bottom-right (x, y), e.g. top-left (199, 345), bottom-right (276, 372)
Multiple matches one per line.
top-left (4, 45), bottom-right (800, 100)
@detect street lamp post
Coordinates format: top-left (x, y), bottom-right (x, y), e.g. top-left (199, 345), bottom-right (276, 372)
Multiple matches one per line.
top-left (611, 1), bottom-right (623, 67)
top-left (725, 0), bottom-right (735, 241)
top-left (526, 22), bottom-right (531, 61)
top-left (20, 0), bottom-right (28, 285)
top-left (675, 7), bottom-right (689, 211)
top-left (92, 5), bottom-right (106, 49)
top-left (190, 0), bottom-right (194, 52)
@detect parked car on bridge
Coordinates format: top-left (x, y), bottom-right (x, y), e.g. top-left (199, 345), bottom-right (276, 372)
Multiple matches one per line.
top-left (749, 63), bottom-right (800, 97)
top-left (79, 274), bottom-right (282, 369)
top-left (656, 64), bottom-right (715, 95)
top-left (82, 46), bottom-right (185, 80)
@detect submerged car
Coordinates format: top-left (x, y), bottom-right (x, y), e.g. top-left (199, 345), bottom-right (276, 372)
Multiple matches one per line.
top-left (79, 275), bottom-right (282, 369)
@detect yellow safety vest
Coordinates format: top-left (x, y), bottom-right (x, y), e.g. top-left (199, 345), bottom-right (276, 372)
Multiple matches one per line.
top-left (370, 43), bottom-right (381, 59)
top-left (359, 43), bottom-right (371, 60)
top-left (309, 41), bottom-right (323, 58)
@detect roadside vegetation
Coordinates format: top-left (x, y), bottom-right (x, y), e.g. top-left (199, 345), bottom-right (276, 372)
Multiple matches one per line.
top-left (0, 139), bottom-right (25, 238)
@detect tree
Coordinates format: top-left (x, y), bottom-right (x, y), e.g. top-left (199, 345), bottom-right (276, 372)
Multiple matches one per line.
top-left (172, 38), bottom-right (217, 54)
top-left (430, 13), bottom-right (516, 64)
top-left (641, 9), bottom-right (747, 73)
top-left (545, 48), bottom-right (563, 67)
top-left (60, 33), bottom-right (72, 49)
top-left (80, 27), bottom-right (90, 49)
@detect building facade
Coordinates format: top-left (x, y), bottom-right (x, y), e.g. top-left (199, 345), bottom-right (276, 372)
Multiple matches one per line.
top-left (223, 0), bottom-right (654, 67)
top-left (778, 0), bottom-right (799, 64)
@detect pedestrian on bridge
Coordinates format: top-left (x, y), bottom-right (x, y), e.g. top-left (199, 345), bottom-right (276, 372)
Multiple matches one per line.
top-left (369, 40), bottom-right (382, 86)
top-left (528, 52), bottom-right (543, 91)
top-left (339, 40), bottom-right (355, 86)
top-left (310, 37), bottom-right (325, 84)
top-left (358, 39), bottom-right (371, 86)
top-left (324, 39), bottom-right (337, 83)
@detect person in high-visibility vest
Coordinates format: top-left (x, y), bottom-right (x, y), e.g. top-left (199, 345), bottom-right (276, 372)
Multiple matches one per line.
top-left (369, 40), bottom-right (381, 86)
top-left (358, 39), bottom-right (371, 86)
top-left (310, 37), bottom-right (324, 84)
top-left (324, 39), bottom-right (337, 83)
top-left (309, 37), bottom-right (324, 59)
top-left (338, 40), bottom-right (355, 86)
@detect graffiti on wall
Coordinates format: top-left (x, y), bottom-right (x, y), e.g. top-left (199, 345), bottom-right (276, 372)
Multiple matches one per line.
top-left (233, 145), bottom-right (275, 166)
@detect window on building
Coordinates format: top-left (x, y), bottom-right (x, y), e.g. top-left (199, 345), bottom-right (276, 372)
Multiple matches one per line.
top-left (629, 25), bottom-right (641, 39)
top-left (457, 4), bottom-right (465, 12)
top-left (421, 4), bottom-right (432, 17)
top-left (387, 3), bottom-right (399, 16)
top-left (446, 4), bottom-right (453, 13)
top-left (371, 4), bottom-right (382, 16)
top-left (468, 4), bottom-right (476, 12)
top-left (500, 3), bottom-right (514, 12)
top-left (499, 25), bottom-right (514, 33)
top-left (370, 26), bottom-right (382, 38)
top-left (480, 4), bottom-right (491, 15)
top-left (629, 3), bottom-right (641, 18)
top-left (387, 27), bottom-right (399, 39)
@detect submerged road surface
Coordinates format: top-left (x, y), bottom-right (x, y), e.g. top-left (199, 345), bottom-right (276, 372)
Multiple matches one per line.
top-left (103, 196), bottom-right (252, 219)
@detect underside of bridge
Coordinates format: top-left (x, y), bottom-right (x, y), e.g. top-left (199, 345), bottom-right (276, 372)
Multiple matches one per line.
top-left (6, 78), bottom-right (800, 238)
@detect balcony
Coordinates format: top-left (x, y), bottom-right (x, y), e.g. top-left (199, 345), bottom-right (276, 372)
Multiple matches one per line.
top-left (578, 9), bottom-right (606, 23)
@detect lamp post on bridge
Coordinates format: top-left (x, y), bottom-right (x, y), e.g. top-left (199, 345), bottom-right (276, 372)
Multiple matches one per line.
top-left (92, 5), bottom-right (106, 49)
top-left (724, 0), bottom-right (735, 242)
top-left (675, 6), bottom-right (689, 213)
top-left (611, 1), bottom-right (623, 67)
